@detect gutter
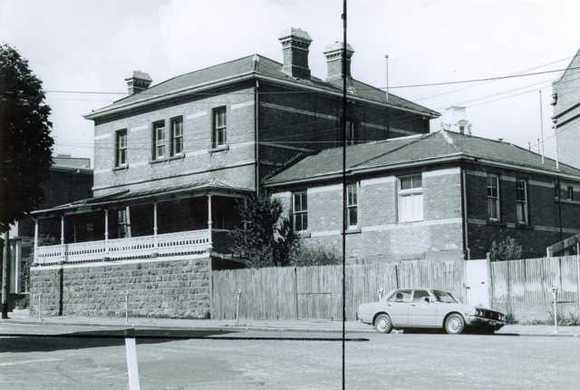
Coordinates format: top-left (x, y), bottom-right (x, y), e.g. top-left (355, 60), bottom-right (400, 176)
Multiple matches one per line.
top-left (265, 154), bottom-right (580, 189)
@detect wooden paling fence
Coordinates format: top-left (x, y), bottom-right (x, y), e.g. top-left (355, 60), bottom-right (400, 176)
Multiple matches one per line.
top-left (490, 255), bottom-right (580, 320)
top-left (211, 260), bottom-right (462, 320)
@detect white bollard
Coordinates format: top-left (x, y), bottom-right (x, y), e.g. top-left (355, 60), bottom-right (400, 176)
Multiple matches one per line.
top-left (125, 330), bottom-right (141, 390)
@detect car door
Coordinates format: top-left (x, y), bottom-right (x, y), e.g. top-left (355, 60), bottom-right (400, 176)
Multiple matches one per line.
top-left (383, 289), bottom-right (412, 327)
top-left (408, 289), bottom-right (440, 328)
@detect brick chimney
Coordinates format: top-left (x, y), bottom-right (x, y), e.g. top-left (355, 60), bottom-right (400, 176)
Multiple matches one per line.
top-left (323, 41), bottom-right (354, 81)
top-left (278, 27), bottom-right (312, 79)
top-left (125, 70), bottom-right (152, 95)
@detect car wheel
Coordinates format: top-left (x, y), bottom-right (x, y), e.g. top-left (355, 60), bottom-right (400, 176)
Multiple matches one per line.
top-left (444, 313), bottom-right (465, 334)
top-left (374, 313), bottom-right (393, 334)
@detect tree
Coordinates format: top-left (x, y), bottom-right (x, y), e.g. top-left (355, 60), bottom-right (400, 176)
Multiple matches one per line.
top-left (0, 43), bottom-right (53, 232)
top-left (489, 236), bottom-right (523, 261)
top-left (229, 194), bottom-right (299, 268)
top-left (0, 43), bottom-right (53, 317)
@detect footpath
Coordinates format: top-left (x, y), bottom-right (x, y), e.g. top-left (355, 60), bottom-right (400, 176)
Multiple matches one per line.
top-left (3, 309), bottom-right (580, 337)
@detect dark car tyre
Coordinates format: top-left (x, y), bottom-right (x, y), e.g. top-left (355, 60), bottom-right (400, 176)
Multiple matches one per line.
top-left (374, 313), bottom-right (393, 334)
top-left (444, 313), bottom-right (465, 334)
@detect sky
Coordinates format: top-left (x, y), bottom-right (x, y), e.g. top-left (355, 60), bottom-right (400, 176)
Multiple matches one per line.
top-left (1, 0), bottom-right (580, 166)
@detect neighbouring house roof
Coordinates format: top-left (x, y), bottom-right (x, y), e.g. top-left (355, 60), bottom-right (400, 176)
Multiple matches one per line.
top-left (32, 179), bottom-right (252, 215)
top-left (264, 130), bottom-right (580, 187)
top-left (85, 55), bottom-right (438, 120)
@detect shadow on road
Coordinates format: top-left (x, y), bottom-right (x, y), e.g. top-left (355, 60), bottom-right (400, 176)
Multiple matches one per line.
top-left (0, 329), bottom-right (233, 353)
top-left (0, 328), bottom-right (369, 353)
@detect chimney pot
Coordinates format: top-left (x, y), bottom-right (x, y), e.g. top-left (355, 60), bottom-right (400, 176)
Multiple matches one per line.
top-left (278, 27), bottom-right (312, 79)
top-left (125, 70), bottom-right (152, 95)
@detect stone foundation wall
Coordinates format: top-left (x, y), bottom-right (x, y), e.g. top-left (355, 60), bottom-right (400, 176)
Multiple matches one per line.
top-left (30, 257), bottom-right (211, 319)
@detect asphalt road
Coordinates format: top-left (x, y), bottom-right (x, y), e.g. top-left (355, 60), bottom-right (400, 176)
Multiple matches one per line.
top-left (0, 323), bottom-right (579, 390)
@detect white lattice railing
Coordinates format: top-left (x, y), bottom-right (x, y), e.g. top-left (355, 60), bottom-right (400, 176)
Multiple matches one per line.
top-left (33, 229), bottom-right (211, 265)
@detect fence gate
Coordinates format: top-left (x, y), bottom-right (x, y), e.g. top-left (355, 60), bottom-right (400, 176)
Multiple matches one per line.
top-left (464, 259), bottom-right (491, 307)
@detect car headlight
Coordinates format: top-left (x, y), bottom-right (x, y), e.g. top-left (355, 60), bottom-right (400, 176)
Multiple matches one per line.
top-left (475, 309), bottom-right (483, 317)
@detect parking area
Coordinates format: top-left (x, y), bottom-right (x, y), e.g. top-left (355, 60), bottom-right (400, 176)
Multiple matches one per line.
top-left (0, 322), bottom-right (579, 390)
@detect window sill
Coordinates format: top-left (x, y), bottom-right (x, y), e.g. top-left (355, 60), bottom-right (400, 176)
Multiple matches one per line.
top-left (345, 227), bottom-right (361, 235)
top-left (397, 219), bottom-right (424, 224)
top-left (208, 144), bottom-right (229, 154)
top-left (150, 154), bottom-right (185, 165)
top-left (113, 165), bottom-right (128, 171)
top-left (487, 219), bottom-right (506, 227)
top-left (296, 231), bottom-right (311, 238)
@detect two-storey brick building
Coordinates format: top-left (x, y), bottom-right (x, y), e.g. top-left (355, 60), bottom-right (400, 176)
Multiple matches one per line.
top-left (553, 49), bottom-right (580, 168)
top-left (266, 130), bottom-right (580, 262)
top-left (29, 28), bottom-right (438, 318)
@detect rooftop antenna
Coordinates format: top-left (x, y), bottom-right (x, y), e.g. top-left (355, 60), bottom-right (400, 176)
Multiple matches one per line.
top-left (385, 54), bottom-right (389, 103)
top-left (539, 89), bottom-right (545, 165)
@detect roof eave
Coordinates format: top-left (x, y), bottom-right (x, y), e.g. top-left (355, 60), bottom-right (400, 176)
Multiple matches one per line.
top-left (264, 154), bottom-right (465, 188)
top-left (84, 72), bottom-right (256, 120)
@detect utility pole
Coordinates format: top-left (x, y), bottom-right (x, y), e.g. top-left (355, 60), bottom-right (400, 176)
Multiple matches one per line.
top-left (341, 1), bottom-right (348, 390)
top-left (1, 231), bottom-right (11, 319)
top-left (539, 90), bottom-right (545, 165)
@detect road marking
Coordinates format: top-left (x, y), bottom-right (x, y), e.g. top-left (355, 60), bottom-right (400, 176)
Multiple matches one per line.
top-left (0, 358), bottom-right (62, 366)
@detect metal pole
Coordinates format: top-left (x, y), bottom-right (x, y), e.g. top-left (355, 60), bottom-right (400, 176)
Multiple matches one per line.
top-left (125, 292), bottom-right (129, 325)
top-left (385, 54), bottom-right (389, 103)
top-left (539, 90), bottom-right (545, 165)
top-left (1, 231), bottom-right (11, 319)
top-left (38, 293), bottom-right (42, 322)
top-left (552, 287), bottom-right (558, 334)
top-left (576, 242), bottom-right (580, 306)
top-left (341, 3), bottom-right (348, 390)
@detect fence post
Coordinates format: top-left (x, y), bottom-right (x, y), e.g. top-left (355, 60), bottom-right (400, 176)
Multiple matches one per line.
top-left (37, 293), bottom-right (42, 322)
top-left (552, 287), bottom-right (558, 334)
top-left (235, 289), bottom-right (241, 322)
top-left (125, 292), bottom-right (129, 325)
top-left (294, 267), bottom-right (299, 320)
top-left (394, 264), bottom-right (400, 289)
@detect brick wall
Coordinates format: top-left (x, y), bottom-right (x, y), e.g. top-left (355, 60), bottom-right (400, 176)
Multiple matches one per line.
top-left (30, 257), bottom-right (211, 318)
top-left (93, 83), bottom-right (257, 196)
top-left (465, 166), bottom-right (580, 259)
top-left (272, 166), bottom-right (464, 263)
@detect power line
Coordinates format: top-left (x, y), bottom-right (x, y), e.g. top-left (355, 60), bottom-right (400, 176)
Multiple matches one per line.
top-left (386, 65), bottom-right (580, 90)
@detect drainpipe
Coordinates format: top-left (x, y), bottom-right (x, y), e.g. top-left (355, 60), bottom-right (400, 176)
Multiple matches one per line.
top-left (254, 79), bottom-right (260, 195)
top-left (460, 167), bottom-right (470, 260)
top-left (557, 176), bottom-right (564, 243)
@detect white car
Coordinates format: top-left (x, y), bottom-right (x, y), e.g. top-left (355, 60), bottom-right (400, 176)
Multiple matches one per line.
top-left (357, 288), bottom-right (505, 334)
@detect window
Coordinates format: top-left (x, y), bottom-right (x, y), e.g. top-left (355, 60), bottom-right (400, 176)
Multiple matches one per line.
top-left (212, 106), bottom-right (227, 148)
top-left (292, 191), bottom-right (308, 232)
top-left (387, 289), bottom-right (412, 302)
top-left (516, 179), bottom-right (528, 225)
top-left (412, 290), bottom-right (430, 302)
top-left (346, 120), bottom-right (358, 145)
top-left (115, 129), bottom-right (127, 167)
top-left (116, 208), bottom-right (130, 238)
top-left (567, 185), bottom-right (574, 201)
top-left (346, 183), bottom-right (358, 228)
top-left (152, 121), bottom-right (166, 160)
top-left (170, 116), bottom-right (183, 156)
top-left (487, 174), bottom-right (500, 221)
top-left (398, 174), bottom-right (423, 222)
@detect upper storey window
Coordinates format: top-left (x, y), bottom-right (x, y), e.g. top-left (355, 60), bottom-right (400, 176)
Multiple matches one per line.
top-left (212, 106), bottom-right (227, 149)
top-left (487, 174), bottom-right (500, 221)
top-left (115, 129), bottom-right (127, 167)
top-left (152, 120), bottom-right (166, 160)
top-left (170, 116), bottom-right (184, 156)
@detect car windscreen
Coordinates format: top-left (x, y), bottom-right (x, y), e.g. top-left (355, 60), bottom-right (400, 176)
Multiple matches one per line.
top-left (432, 290), bottom-right (458, 303)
